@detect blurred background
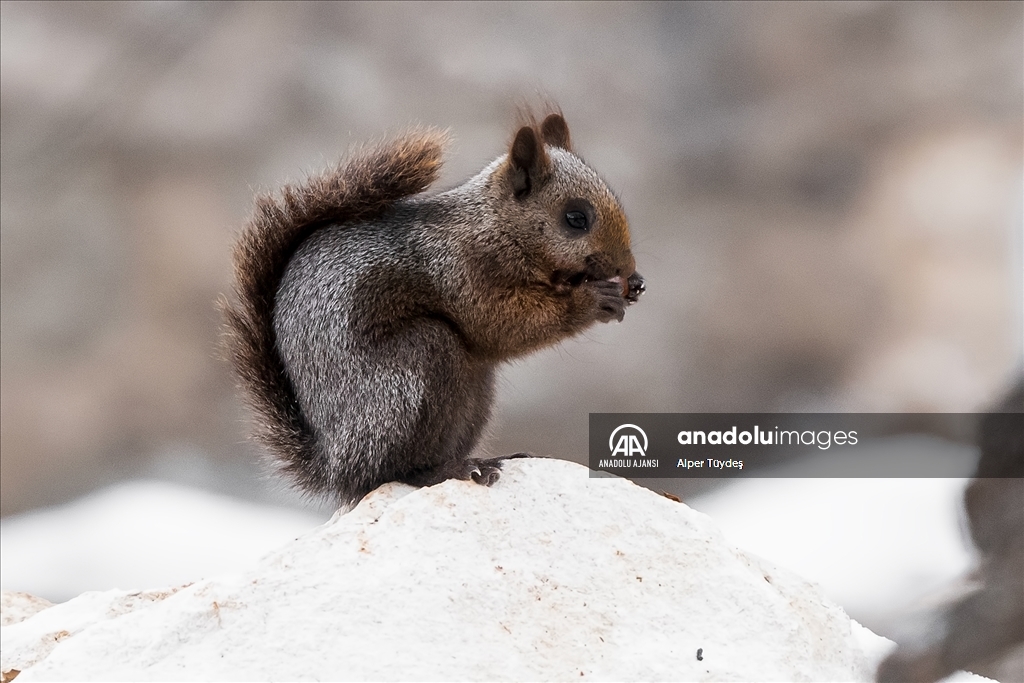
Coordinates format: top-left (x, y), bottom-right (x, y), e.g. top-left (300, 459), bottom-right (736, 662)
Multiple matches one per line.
top-left (1, 0), bottom-right (1022, 656)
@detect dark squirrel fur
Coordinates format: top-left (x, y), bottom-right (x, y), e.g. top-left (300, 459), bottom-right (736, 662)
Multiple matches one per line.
top-left (223, 114), bottom-right (643, 505)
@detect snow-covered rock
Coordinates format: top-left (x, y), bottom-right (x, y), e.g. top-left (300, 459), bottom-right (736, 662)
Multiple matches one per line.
top-left (0, 459), bottom-right (989, 681)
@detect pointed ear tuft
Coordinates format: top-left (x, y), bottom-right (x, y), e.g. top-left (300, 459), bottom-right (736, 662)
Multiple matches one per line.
top-left (509, 125), bottom-right (549, 197)
top-left (540, 114), bottom-right (572, 151)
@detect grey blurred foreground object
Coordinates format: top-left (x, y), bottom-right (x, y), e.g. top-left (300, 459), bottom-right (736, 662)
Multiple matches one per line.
top-left (876, 379), bottom-right (1024, 683)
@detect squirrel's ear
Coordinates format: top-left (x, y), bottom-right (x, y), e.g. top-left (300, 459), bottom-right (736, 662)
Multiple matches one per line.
top-left (509, 125), bottom-right (549, 198)
top-left (540, 114), bottom-right (572, 150)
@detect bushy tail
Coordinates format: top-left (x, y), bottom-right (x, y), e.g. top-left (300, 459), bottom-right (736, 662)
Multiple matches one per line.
top-left (222, 129), bottom-right (449, 493)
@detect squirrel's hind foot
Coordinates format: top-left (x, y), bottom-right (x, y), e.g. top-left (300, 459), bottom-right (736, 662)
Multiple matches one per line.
top-left (468, 452), bottom-right (537, 485)
top-left (469, 459), bottom-right (502, 486)
top-left (402, 453), bottom-right (535, 490)
top-left (469, 452), bottom-right (538, 485)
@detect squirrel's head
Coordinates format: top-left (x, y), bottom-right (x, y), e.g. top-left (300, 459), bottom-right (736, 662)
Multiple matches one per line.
top-left (491, 113), bottom-right (641, 300)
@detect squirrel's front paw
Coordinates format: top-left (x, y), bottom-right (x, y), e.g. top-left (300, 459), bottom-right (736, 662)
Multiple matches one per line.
top-left (590, 279), bottom-right (626, 323)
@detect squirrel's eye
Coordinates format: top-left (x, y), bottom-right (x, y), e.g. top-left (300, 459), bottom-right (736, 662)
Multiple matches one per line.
top-left (565, 211), bottom-right (589, 231)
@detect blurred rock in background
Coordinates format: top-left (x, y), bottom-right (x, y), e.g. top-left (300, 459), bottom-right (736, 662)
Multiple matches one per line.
top-left (1, 1), bottom-right (1021, 516)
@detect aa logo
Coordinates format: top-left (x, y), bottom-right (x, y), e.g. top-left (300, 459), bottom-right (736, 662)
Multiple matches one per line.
top-left (609, 424), bottom-right (648, 457)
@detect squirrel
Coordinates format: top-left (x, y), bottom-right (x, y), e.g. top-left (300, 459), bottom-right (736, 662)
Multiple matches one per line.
top-left (223, 112), bottom-right (645, 506)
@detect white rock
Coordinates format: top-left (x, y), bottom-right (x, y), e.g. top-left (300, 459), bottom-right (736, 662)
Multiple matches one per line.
top-left (1, 587), bottom-right (189, 680)
top-left (0, 459), bottom-right (986, 681)
top-left (0, 592), bottom-right (52, 627)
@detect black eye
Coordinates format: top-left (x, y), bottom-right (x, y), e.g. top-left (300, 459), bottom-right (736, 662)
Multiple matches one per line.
top-left (565, 210), bottom-right (589, 231)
